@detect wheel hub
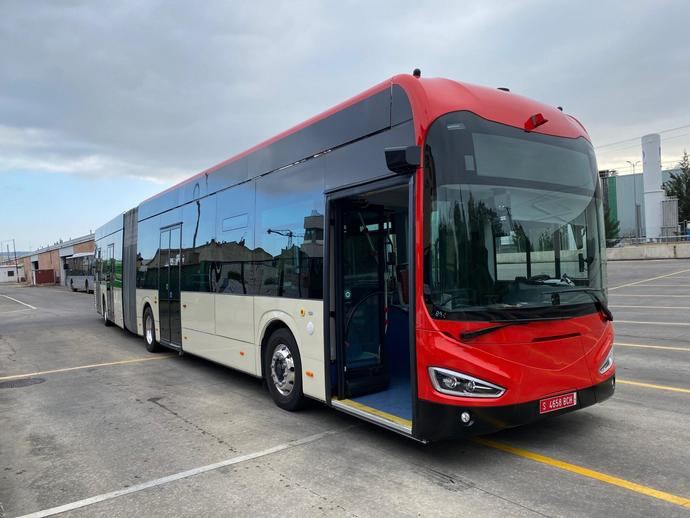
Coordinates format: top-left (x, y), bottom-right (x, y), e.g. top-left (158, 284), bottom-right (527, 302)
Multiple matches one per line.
top-left (270, 344), bottom-right (295, 396)
top-left (145, 315), bottom-right (153, 344)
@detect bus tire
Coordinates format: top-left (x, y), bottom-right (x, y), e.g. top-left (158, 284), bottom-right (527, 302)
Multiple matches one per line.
top-left (264, 328), bottom-right (306, 411)
top-left (103, 297), bottom-right (112, 327)
top-left (70, 279), bottom-right (76, 292)
top-left (143, 306), bottom-right (161, 353)
top-left (84, 280), bottom-right (89, 293)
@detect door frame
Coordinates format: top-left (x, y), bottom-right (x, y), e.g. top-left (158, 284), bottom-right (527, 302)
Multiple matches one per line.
top-left (158, 223), bottom-right (183, 349)
top-left (333, 198), bottom-right (387, 398)
top-left (106, 243), bottom-right (115, 322)
top-left (322, 174), bottom-right (417, 432)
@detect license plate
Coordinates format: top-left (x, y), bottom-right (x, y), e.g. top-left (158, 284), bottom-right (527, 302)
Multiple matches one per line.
top-left (539, 392), bottom-right (577, 414)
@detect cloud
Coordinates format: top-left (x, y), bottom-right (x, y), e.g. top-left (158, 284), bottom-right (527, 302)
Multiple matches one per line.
top-left (1, 0), bottom-right (689, 183)
top-left (0, 125), bottom-right (186, 182)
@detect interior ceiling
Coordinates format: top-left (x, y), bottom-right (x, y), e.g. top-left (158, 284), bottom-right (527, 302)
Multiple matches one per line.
top-left (355, 185), bottom-right (408, 209)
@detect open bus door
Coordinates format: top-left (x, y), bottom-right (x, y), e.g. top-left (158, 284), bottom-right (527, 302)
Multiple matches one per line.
top-left (329, 180), bottom-right (414, 436)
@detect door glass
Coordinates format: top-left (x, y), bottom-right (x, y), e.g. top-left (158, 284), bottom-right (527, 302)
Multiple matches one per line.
top-left (342, 208), bottom-right (384, 370)
top-left (159, 230), bottom-right (171, 343)
top-left (159, 230), bottom-right (170, 299)
top-left (169, 227), bottom-right (181, 298)
top-left (168, 226), bottom-right (182, 345)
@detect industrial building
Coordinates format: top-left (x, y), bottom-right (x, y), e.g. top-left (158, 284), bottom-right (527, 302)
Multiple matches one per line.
top-left (0, 264), bottom-right (24, 283)
top-left (18, 234), bottom-right (95, 286)
top-left (600, 168), bottom-right (679, 238)
top-left (600, 133), bottom-right (683, 240)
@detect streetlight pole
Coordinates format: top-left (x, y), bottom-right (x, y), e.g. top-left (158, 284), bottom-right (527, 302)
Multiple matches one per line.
top-left (626, 160), bottom-right (641, 239)
top-left (13, 239), bottom-right (19, 283)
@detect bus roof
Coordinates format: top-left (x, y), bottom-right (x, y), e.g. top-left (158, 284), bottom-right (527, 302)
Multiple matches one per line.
top-left (137, 73), bottom-right (590, 221)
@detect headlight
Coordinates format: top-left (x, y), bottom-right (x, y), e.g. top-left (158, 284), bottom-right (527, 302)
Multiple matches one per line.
top-left (599, 349), bottom-right (615, 374)
top-left (428, 367), bottom-right (506, 398)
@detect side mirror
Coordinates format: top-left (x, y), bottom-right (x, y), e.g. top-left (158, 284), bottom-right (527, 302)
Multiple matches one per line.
top-left (385, 145), bottom-right (421, 174)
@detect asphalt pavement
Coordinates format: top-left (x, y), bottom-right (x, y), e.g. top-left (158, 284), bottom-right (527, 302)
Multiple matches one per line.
top-left (1, 259), bottom-right (689, 517)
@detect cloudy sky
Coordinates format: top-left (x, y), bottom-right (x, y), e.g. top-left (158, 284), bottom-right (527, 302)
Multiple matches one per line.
top-left (2, 1), bottom-right (689, 251)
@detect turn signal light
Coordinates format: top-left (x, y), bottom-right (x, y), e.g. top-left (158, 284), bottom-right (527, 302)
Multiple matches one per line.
top-left (428, 367), bottom-right (506, 398)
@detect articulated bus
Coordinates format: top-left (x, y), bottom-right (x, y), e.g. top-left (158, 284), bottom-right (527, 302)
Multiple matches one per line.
top-left (65, 252), bottom-right (95, 293)
top-left (95, 73), bottom-right (615, 441)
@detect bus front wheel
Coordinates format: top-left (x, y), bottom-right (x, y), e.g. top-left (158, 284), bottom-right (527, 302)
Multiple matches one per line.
top-left (264, 329), bottom-right (306, 411)
top-left (143, 306), bottom-right (161, 353)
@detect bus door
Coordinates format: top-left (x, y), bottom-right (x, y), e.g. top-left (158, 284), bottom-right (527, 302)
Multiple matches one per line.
top-left (335, 201), bottom-right (388, 397)
top-left (158, 225), bottom-right (182, 348)
top-left (106, 243), bottom-right (115, 322)
top-left (330, 181), bottom-right (413, 432)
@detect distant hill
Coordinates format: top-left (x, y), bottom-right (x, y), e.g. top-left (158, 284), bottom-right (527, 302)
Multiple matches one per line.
top-left (0, 251), bottom-right (29, 261)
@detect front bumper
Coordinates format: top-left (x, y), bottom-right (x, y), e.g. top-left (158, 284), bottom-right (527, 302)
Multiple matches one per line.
top-left (414, 375), bottom-right (615, 442)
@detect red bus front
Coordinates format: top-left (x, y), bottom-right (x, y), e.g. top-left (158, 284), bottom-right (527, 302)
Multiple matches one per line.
top-left (412, 108), bottom-right (615, 441)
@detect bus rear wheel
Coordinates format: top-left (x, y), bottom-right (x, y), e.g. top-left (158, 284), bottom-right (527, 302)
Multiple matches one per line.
top-left (143, 306), bottom-right (161, 353)
top-left (70, 279), bottom-right (76, 292)
top-left (103, 297), bottom-right (112, 327)
top-left (264, 328), bottom-right (306, 411)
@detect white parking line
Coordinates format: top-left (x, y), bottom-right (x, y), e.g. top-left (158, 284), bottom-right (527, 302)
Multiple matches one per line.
top-left (611, 305), bottom-right (690, 310)
top-left (615, 320), bottom-right (690, 327)
top-left (0, 294), bottom-right (36, 310)
top-left (609, 294), bottom-right (690, 298)
top-left (609, 268), bottom-right (690, 291)
top-left (16, 427), bottom-right (348, 518)
top-left (616, 284), bottom-right (690, 288)
top-left (615, 342), bottom-right (690, 352)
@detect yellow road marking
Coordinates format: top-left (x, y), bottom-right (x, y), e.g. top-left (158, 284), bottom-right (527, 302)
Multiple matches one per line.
top-left (336, 398), bottom-right (412, 429)
top-left (474, 438), bottom-right (690, 508)
top-left (617, 379), bottom-right (690, 394)
top-left (0, 355), bottom-right (175, 382)
top-left (615, 342), bottom-right (690, 352)
top-left (609, 268), bottom-right (690, 291)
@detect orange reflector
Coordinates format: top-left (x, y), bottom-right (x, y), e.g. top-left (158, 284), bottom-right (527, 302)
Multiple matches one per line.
top-left (240, 351), bottom-right (245, 356)
top-left (306, 371), bottom-right (314, 378)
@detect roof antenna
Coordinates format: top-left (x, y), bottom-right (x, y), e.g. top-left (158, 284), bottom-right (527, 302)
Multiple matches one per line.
top-left (412, 68), bottom-right (421, 78)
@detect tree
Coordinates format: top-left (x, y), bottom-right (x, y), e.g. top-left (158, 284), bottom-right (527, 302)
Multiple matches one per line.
top-left (604, 207), bottom-right (620, 247)
top-left (663, 150), bottom-right (690, 223)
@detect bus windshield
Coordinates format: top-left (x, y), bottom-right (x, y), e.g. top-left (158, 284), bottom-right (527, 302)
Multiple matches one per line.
top-left (423, 111), bottom-right (607, 322)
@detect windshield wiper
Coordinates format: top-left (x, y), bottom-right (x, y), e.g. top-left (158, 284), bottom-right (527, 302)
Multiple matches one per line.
top-left (549, 288), bottom-right (613, 321)
top-left (460, 321), bottom-right (532, 341)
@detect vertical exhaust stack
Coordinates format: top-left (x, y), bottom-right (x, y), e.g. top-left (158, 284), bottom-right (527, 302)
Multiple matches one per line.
top-left (642, 133), bottom-right (663, 240)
